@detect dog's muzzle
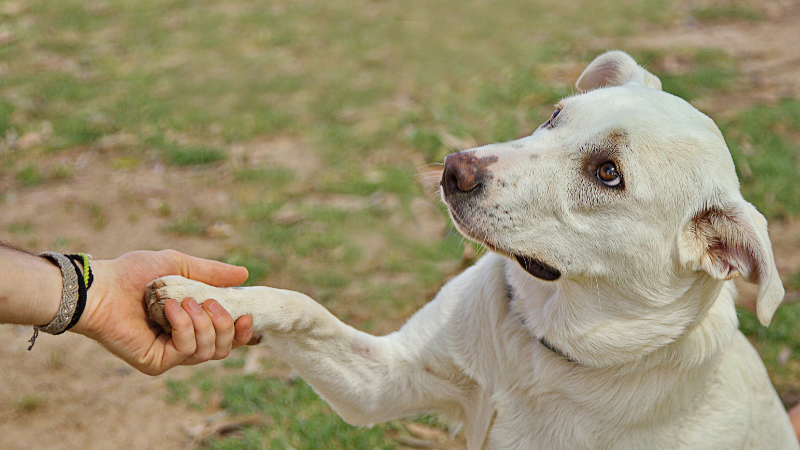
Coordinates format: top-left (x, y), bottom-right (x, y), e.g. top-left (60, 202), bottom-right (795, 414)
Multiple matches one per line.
top-left (441, 151), bottom-right (562, 282)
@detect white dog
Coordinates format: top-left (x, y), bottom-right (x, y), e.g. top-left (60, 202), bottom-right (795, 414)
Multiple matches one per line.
top-left (147, 51), bottom-right (799, 449)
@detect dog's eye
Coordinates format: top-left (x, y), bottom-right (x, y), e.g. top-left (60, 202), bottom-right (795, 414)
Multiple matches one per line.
top-left (596, 162), bottom-right (622, 187)
top-left (542, 108), bottom-right (561, 128)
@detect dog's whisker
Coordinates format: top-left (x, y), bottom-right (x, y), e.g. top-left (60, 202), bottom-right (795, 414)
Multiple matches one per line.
top-left (416, 162), bottom-right (445, 170)
top-left (595, 276), bottom-right (601, 311)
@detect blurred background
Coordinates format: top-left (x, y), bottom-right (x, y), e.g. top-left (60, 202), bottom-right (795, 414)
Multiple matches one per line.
top-left (1, 0), bottom-right (799, 448)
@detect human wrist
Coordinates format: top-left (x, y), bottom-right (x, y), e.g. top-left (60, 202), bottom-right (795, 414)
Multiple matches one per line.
top-left (29, 257), bottom-right (64, 326)
top-left (70, 259), bottom-right (111, 338)
top-left (0, 247), bottom-right (63, 326)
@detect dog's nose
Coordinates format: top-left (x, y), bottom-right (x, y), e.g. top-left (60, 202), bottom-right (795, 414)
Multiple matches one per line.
top-left (442, 152), bottom-right (490, 194)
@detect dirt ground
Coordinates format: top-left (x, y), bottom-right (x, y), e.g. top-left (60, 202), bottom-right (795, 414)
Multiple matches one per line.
top-left (2, 4), bottom-right (800, 450)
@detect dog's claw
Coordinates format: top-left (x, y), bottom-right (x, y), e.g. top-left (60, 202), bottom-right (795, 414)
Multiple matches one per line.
top-left (145, 278), bottom-right (173, 333)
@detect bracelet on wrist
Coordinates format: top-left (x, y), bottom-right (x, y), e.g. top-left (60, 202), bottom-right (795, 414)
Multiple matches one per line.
top-left (28, 252), bottom-right (93, 350)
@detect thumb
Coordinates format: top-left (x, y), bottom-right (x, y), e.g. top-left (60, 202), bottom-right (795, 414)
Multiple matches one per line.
top-left (162, 250), bottom-right (249, 287)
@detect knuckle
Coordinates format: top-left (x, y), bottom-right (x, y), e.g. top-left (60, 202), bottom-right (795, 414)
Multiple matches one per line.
top-left (214, 348), bottom-right (232, 360)
top-left (179, 342), bottom-right (198, 356)
top-left (195, 349), bottom-right (215, 361)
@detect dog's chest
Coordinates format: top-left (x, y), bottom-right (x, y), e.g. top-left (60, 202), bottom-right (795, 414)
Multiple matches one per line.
top-left (462, 314), bottom-right (734, 449)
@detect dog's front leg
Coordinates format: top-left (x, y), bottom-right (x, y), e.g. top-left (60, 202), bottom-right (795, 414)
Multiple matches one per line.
top-left (146, 275), bottom-right (470, 426)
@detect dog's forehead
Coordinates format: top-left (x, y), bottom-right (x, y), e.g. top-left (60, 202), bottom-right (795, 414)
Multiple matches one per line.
top-left (563, 84), bottom-right (716, 137)
top-left (558, 84), bottom-right (736, 177)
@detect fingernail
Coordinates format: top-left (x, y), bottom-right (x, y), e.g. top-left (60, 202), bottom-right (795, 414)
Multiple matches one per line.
top-left (187, 298), bottom-right (201, 312)
top-left (208, 300), bottom-right (222, 315)
top-left (168, 299), bottom-right (181, 312)
top-left (245, 323), bottom-right (252, 333)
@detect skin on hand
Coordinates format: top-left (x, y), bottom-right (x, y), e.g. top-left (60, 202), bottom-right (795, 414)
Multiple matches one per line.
top-left (72, 249), bottom-right (254, 376)
top-left (789, 403), bottom-right (800, 444)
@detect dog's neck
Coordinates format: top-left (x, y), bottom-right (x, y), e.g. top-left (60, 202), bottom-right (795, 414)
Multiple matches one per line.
top-left (505, 281), bottom-right (577, 363)
top-left (503, 258), bottom-right (738, 369)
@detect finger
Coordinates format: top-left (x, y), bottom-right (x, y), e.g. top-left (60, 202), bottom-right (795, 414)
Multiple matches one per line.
top-left (162, 298), bottom-right (197, 358)
top-left (182, 298), bottom-right (217, 362)
top-left (202, 300), bottom-right (236, 360)
top-left (162, 250), bottom-right (249, 287)
top-left (232, 315), bottom-right (254, 348)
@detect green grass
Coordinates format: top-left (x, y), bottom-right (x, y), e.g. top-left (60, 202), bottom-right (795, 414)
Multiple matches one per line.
top-left (8, 222), bottom-right (34, 235)
top-left (0, 100), bottom-right (14, 135)
top-left (788, 267), bottom-right (800, 291)
top-left (162, 144), bottom-right (227, 166)
top-left (691, 4), bottom-right (765, 22)
top-left (175, 373), bottom-right (398, 450)
top-left (640, 48), bottom-right (740, 101)
top-left (166, 209), bottom-right (209, 236)
top-left (233, 167), bottom-right (295, 187)
top-left (16, 163), bottom-right (45, 187)
top-left (740, 302), bottom-right (800, 400)
top-left (723, 99), bottom-right (800, 218)
top-left (15, 394), bottom-right (45, 413)
top-left (151, 135), bottom-right (228, 166)
top-left (223, 250), bottom-right (272, 286)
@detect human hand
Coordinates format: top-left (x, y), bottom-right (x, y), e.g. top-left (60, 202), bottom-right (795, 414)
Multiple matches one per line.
top-left (72, 249), bottom-right (253, 375)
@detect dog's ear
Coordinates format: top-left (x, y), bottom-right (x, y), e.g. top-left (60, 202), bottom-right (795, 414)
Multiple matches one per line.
top-left (576, 51), bottom-right (662, 92)
top-left (679, 200), bottom-right (784, 325)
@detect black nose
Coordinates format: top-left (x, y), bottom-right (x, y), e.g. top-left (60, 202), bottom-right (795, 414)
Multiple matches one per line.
top-left (441, 152), bottom-right (495, 195)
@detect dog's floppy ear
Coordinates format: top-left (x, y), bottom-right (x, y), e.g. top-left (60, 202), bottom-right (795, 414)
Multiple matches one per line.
top-left (679, 200), bottom-right (784, 325)
top-left (576, 51), bottom-right (662, 92)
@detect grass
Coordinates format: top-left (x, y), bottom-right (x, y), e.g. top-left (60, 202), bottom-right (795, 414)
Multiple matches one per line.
top-left (15, 395), bottom-right (45, 414)
top-left (170, 369), bottom-right (453, 450)
top-left (691, 4), bottom-right (765, 22)
top-left (2, 0), bottom-right (800, 447)
top-left (211, 376), bottom-right (397, 450)
top-left (161, 143), bottom-right (227, 166)
top-left (723, 99), bottom-right (800, 218)
top-left (740, 302), bottom-right (800, 401)
top-left (16, 163), bottom-right (45, 187)
top-left (223, 250), bottom-right (272, 286)
top-left (636, 48), bottom-right (740, 101)
top-left (166, 209), bottom-right (209, 236)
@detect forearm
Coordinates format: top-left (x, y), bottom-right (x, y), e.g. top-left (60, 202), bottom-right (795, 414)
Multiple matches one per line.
top-left (0, 244), bottom-right (63, 326)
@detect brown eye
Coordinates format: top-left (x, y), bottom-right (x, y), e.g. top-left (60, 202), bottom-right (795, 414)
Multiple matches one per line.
top-left (596, 161), bottom-right (622, 187)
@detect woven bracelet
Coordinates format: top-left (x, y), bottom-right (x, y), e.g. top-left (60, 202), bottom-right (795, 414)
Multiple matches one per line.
top-left (28, 252), bottom-right (92, 351)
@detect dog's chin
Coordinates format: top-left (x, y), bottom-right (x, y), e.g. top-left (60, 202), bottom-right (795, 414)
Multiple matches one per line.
top-left (447, 208), bottom-right (562, 282)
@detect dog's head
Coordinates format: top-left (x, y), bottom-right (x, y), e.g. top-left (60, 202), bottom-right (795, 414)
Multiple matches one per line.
top-left (441, 51), bottom-right (784, 355)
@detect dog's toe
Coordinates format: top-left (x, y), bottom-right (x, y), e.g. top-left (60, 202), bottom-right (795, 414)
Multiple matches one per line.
top-left (145, 278), bottom-right (173, 333)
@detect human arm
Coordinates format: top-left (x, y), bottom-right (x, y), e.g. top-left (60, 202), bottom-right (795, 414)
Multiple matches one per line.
top-left (0, 245), bottom-right (254, 375)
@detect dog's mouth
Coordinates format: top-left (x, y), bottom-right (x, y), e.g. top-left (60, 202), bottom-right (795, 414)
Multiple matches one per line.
top-left (514, 254), bottom-right (561, 281)
top-left (446, 205), bottom-right (562, 281)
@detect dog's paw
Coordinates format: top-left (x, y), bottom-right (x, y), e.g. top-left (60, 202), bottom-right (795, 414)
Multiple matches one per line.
top-left (145, 276), bottom-right (211, 333)
top-left (145, 278), bottom-right (174, 333)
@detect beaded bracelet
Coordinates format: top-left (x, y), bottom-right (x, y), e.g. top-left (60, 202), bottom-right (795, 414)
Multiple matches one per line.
top-left (27, 252), bottom-right (93, 350)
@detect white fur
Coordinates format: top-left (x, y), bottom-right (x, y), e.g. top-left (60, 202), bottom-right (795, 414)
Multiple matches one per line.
top-left (149, 51), bottom-right (798, 449)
